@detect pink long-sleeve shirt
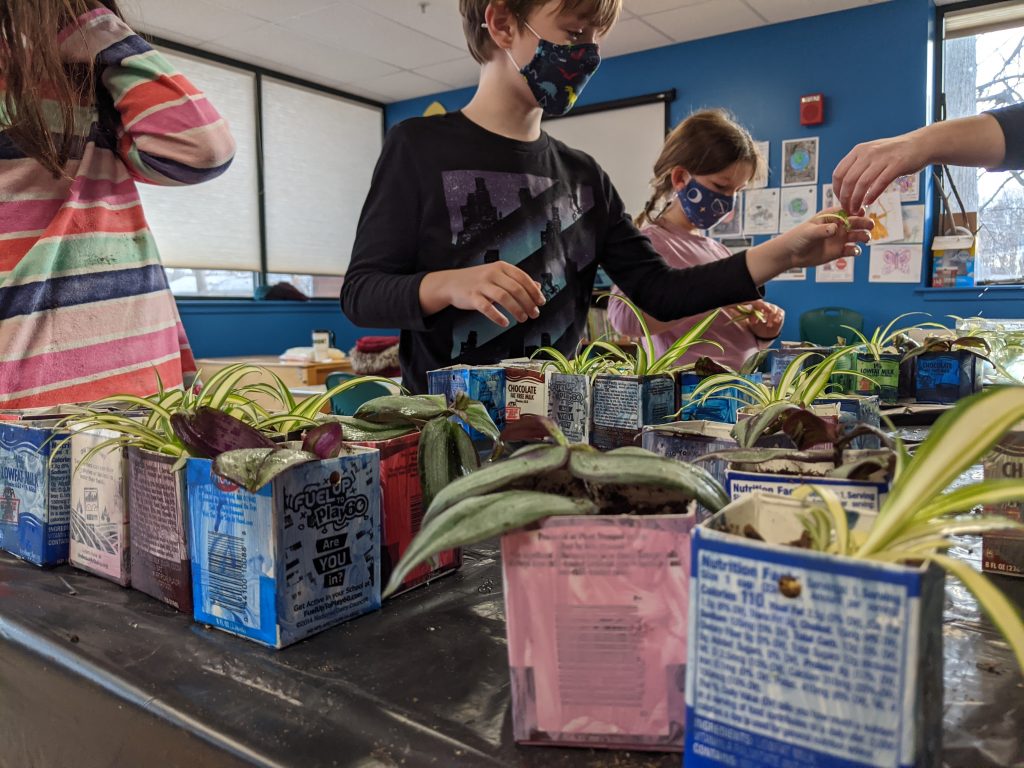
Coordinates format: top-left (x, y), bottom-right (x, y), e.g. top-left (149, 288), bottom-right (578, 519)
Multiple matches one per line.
top-left (608, 220), bottom-right (771, 370)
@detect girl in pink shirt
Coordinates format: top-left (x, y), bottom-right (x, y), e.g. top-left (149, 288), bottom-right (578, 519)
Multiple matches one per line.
top-left (609, 110), bottom-right (785, 370)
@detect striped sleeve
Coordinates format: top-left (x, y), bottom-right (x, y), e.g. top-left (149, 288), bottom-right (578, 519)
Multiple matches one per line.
top-left (61, 9), bottom-right (236, 186)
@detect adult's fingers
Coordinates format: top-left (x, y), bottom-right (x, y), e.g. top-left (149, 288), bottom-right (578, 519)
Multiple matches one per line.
top-left (832, 146), bottom-right (862, 203)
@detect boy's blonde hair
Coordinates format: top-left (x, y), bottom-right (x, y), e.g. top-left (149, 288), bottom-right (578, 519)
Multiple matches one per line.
top-left (460, 0), bottom-right (621, 64)
top-left (636, 109), bottom-right (764, 228)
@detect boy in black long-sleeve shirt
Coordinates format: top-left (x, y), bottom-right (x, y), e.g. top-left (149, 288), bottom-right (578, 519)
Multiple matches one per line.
top-left (342, 0), bottom-right (871, 393)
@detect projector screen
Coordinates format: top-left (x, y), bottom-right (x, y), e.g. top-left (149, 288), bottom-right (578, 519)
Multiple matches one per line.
top-left (542, 100), bottom-right (669, 219)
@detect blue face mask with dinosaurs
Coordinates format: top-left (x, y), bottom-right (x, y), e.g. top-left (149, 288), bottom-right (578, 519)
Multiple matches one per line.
top-left (505, 21), bottom-right (601, 116)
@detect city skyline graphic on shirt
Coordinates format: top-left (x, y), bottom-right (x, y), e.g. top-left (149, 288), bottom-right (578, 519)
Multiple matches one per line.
top-left (440, 170), bottom-right (596, 360)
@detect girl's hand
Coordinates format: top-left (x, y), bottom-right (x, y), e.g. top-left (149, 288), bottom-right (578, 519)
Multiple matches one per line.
top-left (746, 300), bottom-right (784, 339)
top-left (780, 210), bottom-right (873, 268)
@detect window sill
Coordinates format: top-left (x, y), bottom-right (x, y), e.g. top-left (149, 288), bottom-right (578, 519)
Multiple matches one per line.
top-left (913, 285), bottom-right (1024, 301)
top-left (175, 298), bottom-right (339, 314)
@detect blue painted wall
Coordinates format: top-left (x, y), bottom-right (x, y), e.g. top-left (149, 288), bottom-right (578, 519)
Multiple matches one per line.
top-left (177, 300), bottom-right (392, 360)
top-left (385, 0), bottom-right (1024, 339)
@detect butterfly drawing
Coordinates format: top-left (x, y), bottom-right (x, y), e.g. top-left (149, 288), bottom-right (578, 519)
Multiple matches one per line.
top-left (883, 247), bottom-right (912, 274)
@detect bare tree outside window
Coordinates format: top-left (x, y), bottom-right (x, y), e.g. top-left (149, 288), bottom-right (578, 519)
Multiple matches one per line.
top-left (944, 23), bottom-right (1024, 283)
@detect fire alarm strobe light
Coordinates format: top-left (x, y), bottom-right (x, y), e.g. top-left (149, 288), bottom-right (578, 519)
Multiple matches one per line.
top-left (801, 93), bottom-right (824, 126)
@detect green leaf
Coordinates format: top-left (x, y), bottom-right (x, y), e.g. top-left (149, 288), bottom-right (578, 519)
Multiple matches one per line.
top-left (905, 480), bottom-right (1024, 524)
top-left (732, 402), bottom-right (801, 448)
top-left (453, 398), bottom-right (501, 443)
top-left (792, 485), bottom-right (850, 555)
top-left (383, 491), bottom-right (598, 597)
top-left (213, 447), bottom-right (317, 493)
top-left (568, 449), bottom-right (730, 513)
top-left (422, 445), bottom-right (572, 527)
top-left (355, 394), bottom-right (448, 424)
top-left (857, 387), bottom-right (1024, 556)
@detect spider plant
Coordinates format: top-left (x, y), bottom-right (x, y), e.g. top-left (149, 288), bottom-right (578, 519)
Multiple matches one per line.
top-left (842, 313), bottom-right (947, 362)
top-left (532, 337), bottom-right (632, 379)
top-left (600, 294), bottom-right (722, 377)
top-left (788, 386), bottom-right (1024, 671)
top-left (381, 415), bottom-right (729, 596)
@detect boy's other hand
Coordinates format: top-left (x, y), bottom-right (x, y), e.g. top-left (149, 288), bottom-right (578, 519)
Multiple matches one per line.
top-left (421, 262), bottom-right (546, 327)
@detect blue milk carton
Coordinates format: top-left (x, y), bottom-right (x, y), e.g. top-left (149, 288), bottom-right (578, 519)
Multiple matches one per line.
top-left (642, 421), bottom-right (736, 521)
top-left (686, 493), bottom-right (943, 768)
top-left (914, 350), bottom-right (985, 404)
top-left (0, 419), bottom-right (71, 566)
top-left (766, 346), bottom-right (830, 387)
top-left (591, 374), bottom-right (677, 450)
top-left (678, 373), bottom-right (758, 423)
top-left (187, 446), bottom-right (380, 649)
top-left (815, 395), bottom-right (882, 449)
top-left (427, 366), bottom-right (506, 440)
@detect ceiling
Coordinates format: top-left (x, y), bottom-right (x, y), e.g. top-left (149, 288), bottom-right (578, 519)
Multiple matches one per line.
top-left (120, 0), bottom-right (890, 104)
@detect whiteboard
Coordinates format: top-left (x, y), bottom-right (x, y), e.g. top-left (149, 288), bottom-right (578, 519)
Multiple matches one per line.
top-left (542, 100), bottom-right (668, 219)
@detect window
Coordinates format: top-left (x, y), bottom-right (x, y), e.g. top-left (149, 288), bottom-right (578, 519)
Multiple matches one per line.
top-left (941, 0), bottom-right (1024, 284)
top-left (135, 44), bottom-right (383, 298)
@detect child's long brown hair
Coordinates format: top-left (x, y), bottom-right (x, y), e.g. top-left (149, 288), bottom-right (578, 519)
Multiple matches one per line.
top-left (1, 0), bottom-right (122, 178)
top-left (636, 109), bottom-right (762, 228)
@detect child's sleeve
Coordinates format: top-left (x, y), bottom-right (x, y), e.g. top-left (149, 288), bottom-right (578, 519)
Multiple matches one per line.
top-left (60, 9), bottom-right (235, 185)
top-left (598, 174), bottom-right (762, 322)
top-left (341, 126), bottom-right (431, 331)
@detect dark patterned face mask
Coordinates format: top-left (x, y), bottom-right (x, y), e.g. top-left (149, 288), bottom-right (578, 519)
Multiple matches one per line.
top-left (505, 21), bottom-right (601, 116)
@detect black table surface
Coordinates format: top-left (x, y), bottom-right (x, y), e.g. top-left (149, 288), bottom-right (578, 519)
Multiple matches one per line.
top-left (0, 539), bottom-right (1021, 768)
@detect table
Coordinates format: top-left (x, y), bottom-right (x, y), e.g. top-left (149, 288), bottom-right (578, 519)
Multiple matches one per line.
top-left (0, 538), bottom-right (1020, 768)
top-left (194, 356), bottom-right (353, 388)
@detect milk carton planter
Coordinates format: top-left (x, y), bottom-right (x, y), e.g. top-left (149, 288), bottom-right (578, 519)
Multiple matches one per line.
top-left (427, 366), bottom-right (506, 440)
top-left (351, 431), bottom-right (460, 594)
top-left (187, 446), bottom-right (380, 649)
top-left (382, 426), bottom-right (732, 750)
top-left (69, 429), bottom-right (129, 585)
top-left (503, 513), bottom-right (694, 750)
top-left (855, 352), bottom-right (901, 405)
top-left (546, 372), bottom-right (592, 444)
top-left (499, 363), bottom-right (548, 424)
top-left (725, 459), bottom-right (890, 514)
top-left (814, 395), bottom-right (882, 449)
top-left (128, 448), bottom-right (193, 610)
top-left (0, 419), bottom-right (70, 567)
top-left (590, 373), bottom-right (677, 450)
top-left (685, 493), bottom-right (944, 768)
top-left (982, 424), bottom-right (1024, 578)
top-left (913, 350), bottom-right (985, 404)
top-left (766, 346), bottom-right (830, 387)
top-left (642, 421), bottom-right (737, 520)
top-left (678, 373), bottom-right (757, 423)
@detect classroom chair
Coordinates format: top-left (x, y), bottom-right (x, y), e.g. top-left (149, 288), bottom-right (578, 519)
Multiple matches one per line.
top-left (799, 307), bottom-right (864, 347)
top-left (325, 371), bottom-right (392, 416)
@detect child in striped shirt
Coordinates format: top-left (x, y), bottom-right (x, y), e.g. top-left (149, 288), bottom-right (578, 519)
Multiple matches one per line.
top-left (0, 0), bottom-right (235, 408)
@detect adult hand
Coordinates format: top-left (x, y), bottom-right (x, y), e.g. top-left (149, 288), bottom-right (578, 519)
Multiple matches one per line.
top-left (832, 132), bottom-right (930, 213)
top-left (421, 261), bottom-right (546, 328)
top-left (745, 300), bottom-right (784, 339)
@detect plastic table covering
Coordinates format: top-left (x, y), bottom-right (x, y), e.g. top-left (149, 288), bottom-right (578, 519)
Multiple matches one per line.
top-left (0, 539), bottom-right (1021, 768)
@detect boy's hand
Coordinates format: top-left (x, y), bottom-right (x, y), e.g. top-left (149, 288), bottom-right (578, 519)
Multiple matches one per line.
top-left (420, 262), bottom-right (546, 328)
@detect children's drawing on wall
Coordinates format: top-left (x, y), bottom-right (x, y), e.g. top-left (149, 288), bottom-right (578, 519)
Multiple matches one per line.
top-left (782, 137), bottom-right (819, 186)
top-left (742, 188), bottom-right (780, 235)
top-left (772, 266), bottom-right (807, 281)
top-left (749, 140), bottom-right (770, 188)
top-left (896, 204), bottom-right (925, 243)
top-left (821, 182), bottom-right (837, 210)
top-left (710, 193), bottom-right (743, 237)
top-left (816, 256), bottom-right (855, 283)
top-left (779, 185), bottom-right (817, 230)
top-left (866, 190), bottom-right (904, 243)
top-left (870, 244), bottom-right (922, 283)
top-left (888, 173), bottom-right (920, 202)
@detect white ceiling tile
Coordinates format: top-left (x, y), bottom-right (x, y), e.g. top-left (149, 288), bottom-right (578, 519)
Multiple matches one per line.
top-left (416, 56), bottom-right (481, 88)
top-left (204, 24), bottom-right (399, 85)
top-left (744, 0), bottom-right (887, 24)
top-left (283, 3), bottom-right (466, 69)
top-left (600, 17), bottom-right (674, 58)
top-left (629, 0), bottom-right (710, 16)
top-left (645, 0), bottom-right (765, 42)
top-left (209, 0), bottom-right (342, 23)
top-left (347, 71), bottom-right (450, 102)
top-left (349, 0), bottom-right (469, 50)
top-left (121, 0), bottom-right (263, 43)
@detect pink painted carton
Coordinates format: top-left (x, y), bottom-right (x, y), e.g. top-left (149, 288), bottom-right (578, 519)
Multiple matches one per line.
top-left (501, 513), bottom-right (695, 751)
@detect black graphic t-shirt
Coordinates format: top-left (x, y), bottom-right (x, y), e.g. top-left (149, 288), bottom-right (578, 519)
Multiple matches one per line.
top-left (341, 112), bottom-right (761, 393)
